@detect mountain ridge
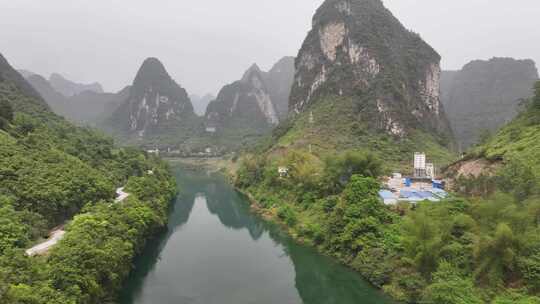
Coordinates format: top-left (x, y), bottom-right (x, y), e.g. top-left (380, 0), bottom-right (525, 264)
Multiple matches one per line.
top-left (441, 57), bottom-right (539, 150)
top-left (49, 72), bottom-right (104, 97)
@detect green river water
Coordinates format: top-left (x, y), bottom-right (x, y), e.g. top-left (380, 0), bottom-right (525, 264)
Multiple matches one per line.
top-left (118, 163), bottom-right (395, 304)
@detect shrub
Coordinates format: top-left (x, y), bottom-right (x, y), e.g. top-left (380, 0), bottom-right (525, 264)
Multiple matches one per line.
top-left (422, 261), bottom-right (482, 304)
top-left (533, 81), bottom-right (540, 109)
top-left (277, 205), bottom-right (297, 227)
top-left (323, 150), bottom-right (382, 193)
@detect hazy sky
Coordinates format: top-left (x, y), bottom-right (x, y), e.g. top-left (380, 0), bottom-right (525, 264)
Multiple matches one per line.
top-left (1, 0), bottom-right (539, 95)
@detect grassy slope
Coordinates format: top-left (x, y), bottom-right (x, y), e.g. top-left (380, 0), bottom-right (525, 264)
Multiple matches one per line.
top-left (273, 95), bottom-right (455, 172)
top-left (472, 105), bottom-right (540, 171)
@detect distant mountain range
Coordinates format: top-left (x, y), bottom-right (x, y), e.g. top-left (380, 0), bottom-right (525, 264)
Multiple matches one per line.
top-left (18, 25), bottom-right (538, 161)
top-left (19, 56), bottom-right (295, 152)
top-left (190, 93), bottom-right (215, 116)
top-left (21, 71), bottom-right (125, 126)
top-left (100, 56), bottom-right (295, 152)
top-left (49, 73), bottom-right (103, 97)
top-left (440, 57), bottom-right (539, 150)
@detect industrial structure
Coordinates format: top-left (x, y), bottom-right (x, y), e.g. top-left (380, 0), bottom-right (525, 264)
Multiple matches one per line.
top-left (379, 152), bottom-right (447, 205)
top-left (414, 152), bottom-right (435, 179)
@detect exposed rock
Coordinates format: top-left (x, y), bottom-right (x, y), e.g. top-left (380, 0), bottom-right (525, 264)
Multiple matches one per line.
top-left (106, 57), bottom-right (199, 142)
top-left (441, 58), bottom-right (539, 150)
top-left (319, 22), bottom-right (346, 62)
top-left (288, 0), bottom-right (452, 140)
top-left (205, 57), bottom-right (295, 137)
top-left (263, 56), bottom-right (295, 120)
top-left (205, 64), bottom-right (279, 134)
top-left (446, 158), bottom-right (501, 179)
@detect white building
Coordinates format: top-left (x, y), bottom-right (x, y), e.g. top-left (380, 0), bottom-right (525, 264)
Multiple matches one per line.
top-left (426, 163), bottom-right (435, 179)
top-left (206, 127), bottom-right (216, 133)
top-left (147, 148), bottom-right (159, 155)
top-left (414, 152), bottom-right (426, 178)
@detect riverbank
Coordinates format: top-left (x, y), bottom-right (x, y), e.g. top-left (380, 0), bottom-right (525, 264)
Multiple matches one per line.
top-left (166, 156), bottom-right (236, 173)
top-left (230, 152), bottom-right (540, 303)
top-left (119, 162), bottom-right (396, 304)
top-left (175, 158), bottom-right (398, 298)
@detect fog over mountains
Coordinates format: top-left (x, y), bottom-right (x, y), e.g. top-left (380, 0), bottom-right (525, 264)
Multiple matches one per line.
top-left (2, 0), bottom-right (539, 95)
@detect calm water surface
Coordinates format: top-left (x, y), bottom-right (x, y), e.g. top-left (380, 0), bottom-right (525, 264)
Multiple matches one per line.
top-left (119, 163), bottom-right (395, 304)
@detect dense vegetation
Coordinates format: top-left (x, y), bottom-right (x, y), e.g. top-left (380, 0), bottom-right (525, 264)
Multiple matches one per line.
top-left (256, 95), bottom-right (455, 172)
top-left (0, 59), bottom-right (176, 303)
top-left (235, 84), bottom-right (540, 303)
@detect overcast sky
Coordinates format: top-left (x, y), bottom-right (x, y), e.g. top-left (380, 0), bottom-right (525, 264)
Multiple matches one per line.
top-left (1, 0), bottom-right (539, 95)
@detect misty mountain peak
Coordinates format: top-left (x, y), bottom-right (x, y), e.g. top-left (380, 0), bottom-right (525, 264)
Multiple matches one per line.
top-left (241, 63), bottom-right (263, 83)
top-left (289, 0), bottom-right (450, 139)
top-left (269, 56), bottom-right (295, 75)
top-left (133, 57), bottom-right (170, 87)
top-left (107, 57), bottom-right (197, 140)
top-left (49, 72), bottom-right (103, 97)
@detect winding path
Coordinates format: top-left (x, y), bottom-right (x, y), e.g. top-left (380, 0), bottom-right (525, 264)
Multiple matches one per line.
top-left (115, 187), bottom-right (130, 203)
top-left (25, 229), bottom-right (66, 256)
top-left (26, 187), bottom-right (130, 256)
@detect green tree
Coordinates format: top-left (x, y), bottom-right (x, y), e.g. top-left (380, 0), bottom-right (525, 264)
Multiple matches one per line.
top-left (477, 129), bottom-right (492, 145)
top-left (533, 81), bottom-right (540, 109)
top-left (402, 210), bottom-right (442, 278)
top-left (323, 151), bottom-right (382, 193)
top-left (0, 98), bottom-right (12, 130)
top-left (493, 292), bottom-right (540, 304)
top-left (497, 158), bottom-right (538, 201)
top-left (422, 261), bottom-right (482, 304)
top-left (474, 223), bottom-right (520, 287)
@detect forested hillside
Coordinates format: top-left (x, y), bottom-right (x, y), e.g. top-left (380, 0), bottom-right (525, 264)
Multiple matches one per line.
top-left (234, 83), bottom-right (540, 303)
top-left (0, 53), bottom-right (176, 303)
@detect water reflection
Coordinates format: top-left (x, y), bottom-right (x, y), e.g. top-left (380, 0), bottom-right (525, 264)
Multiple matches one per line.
top-left (119, 165), bottom-right (394, 304)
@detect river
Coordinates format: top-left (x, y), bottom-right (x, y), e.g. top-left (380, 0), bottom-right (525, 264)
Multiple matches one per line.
top-left (119, 163), bottom-right (395, 304)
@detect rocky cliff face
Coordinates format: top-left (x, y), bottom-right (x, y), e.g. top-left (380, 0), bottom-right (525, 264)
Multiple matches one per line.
top-left (49, 73), bottom-right (103, 97)
top-left (289, 0), bottom-right (451, 139)
top-left (108, 57), bottom-right (198, 140)
top-left (441, 58), bottom-right (538, 150)
top-left (205, 63), bottom-right (283, 134)
top-left (264, 56), bottom-right (295, 120)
